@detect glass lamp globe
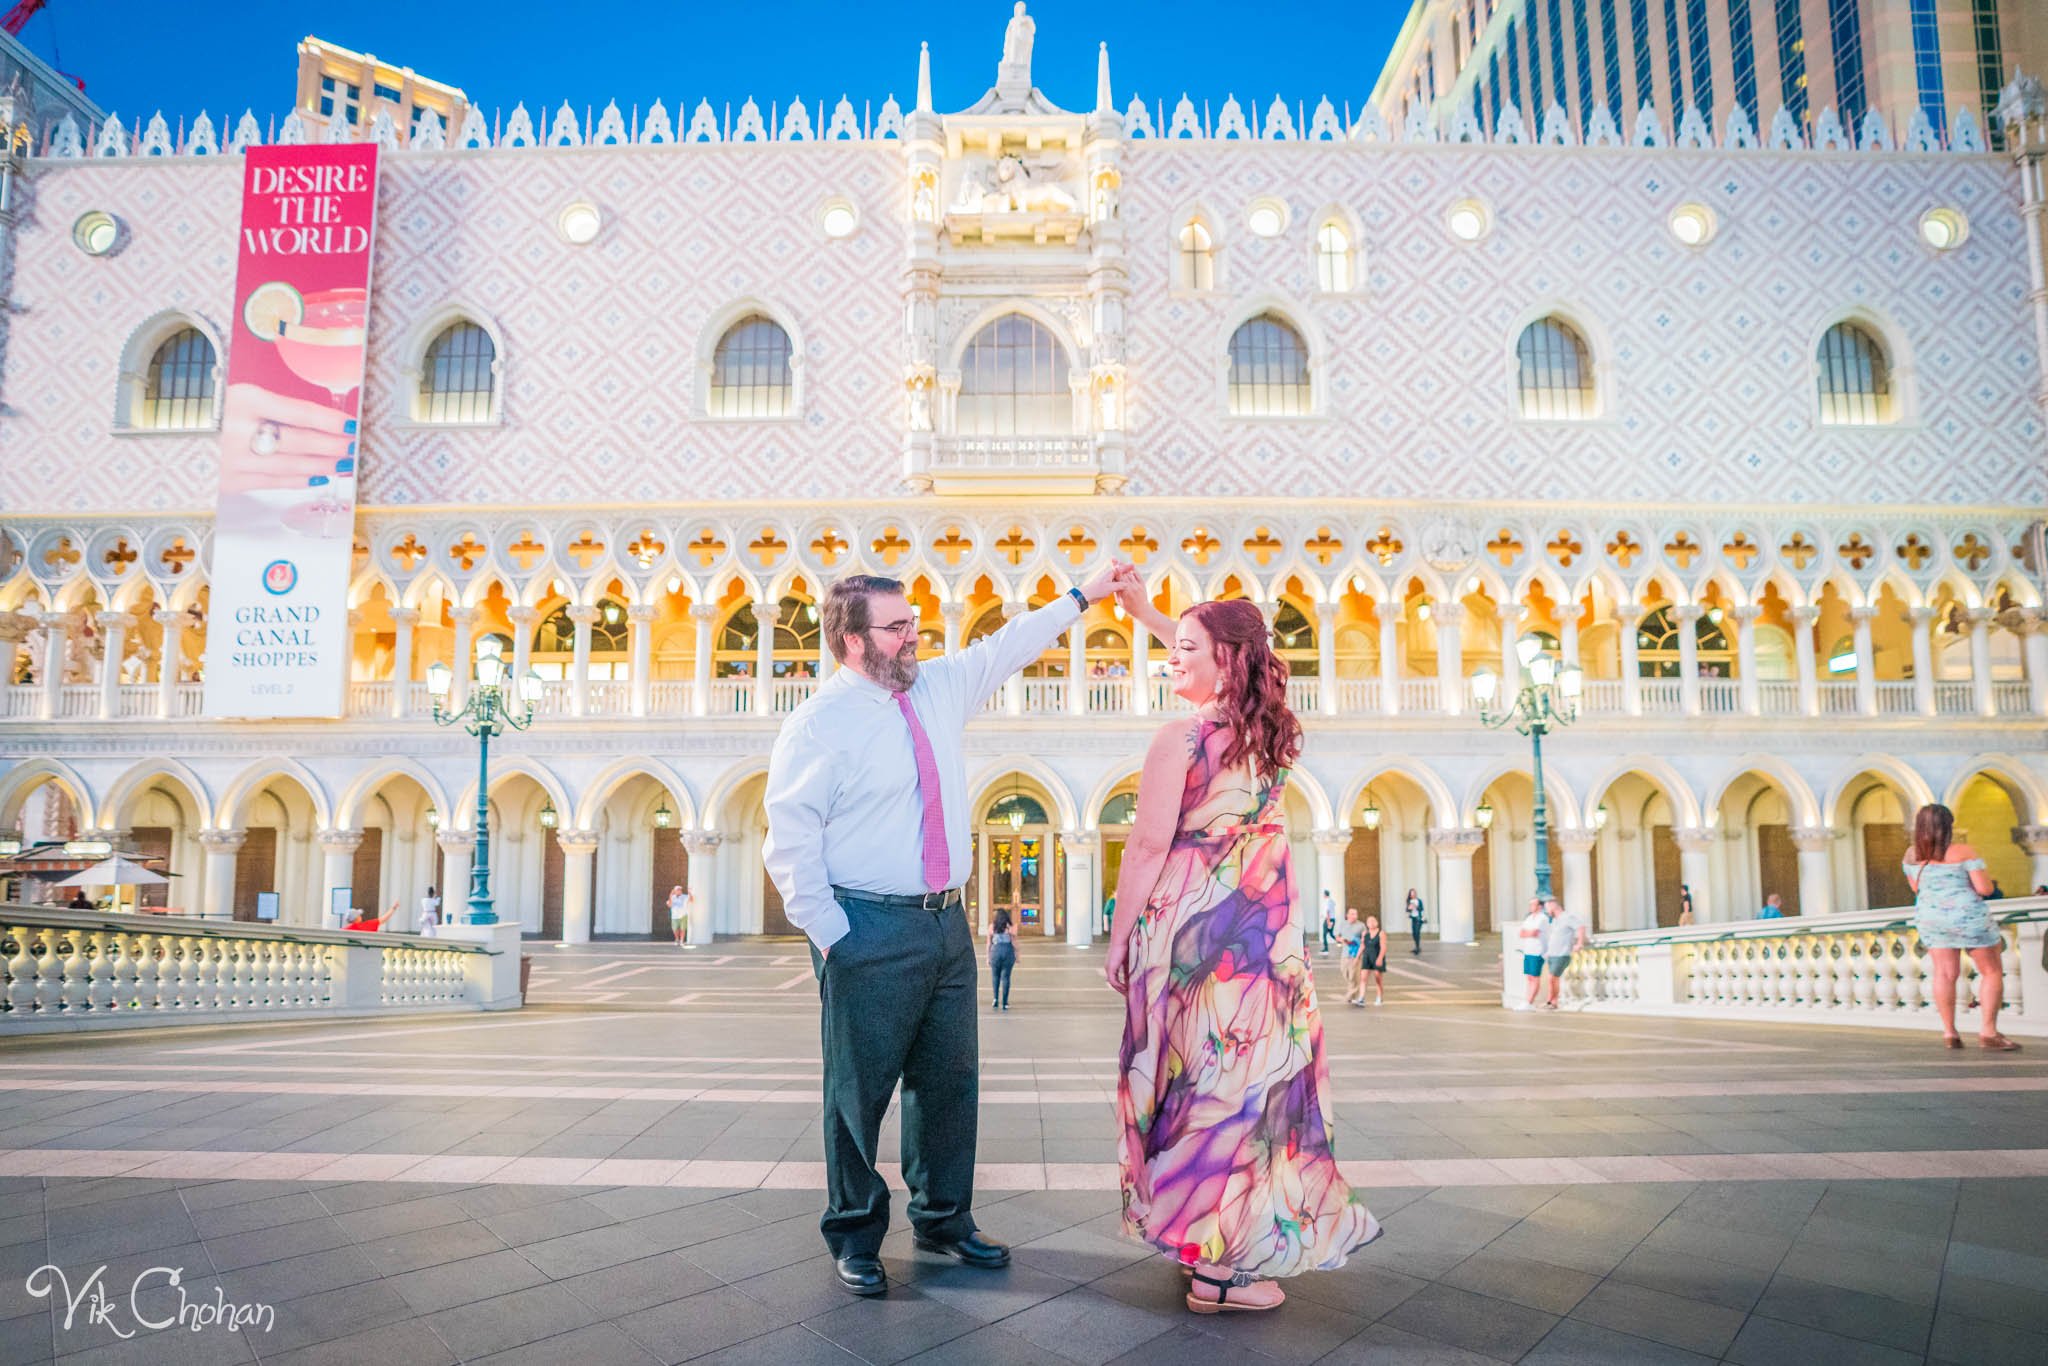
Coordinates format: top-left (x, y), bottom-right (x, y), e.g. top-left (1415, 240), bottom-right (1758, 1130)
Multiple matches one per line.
top-left (1529, 656), bottom-right (1557, 688)
top-left (1592, 802), bottom-right (1610, 831)
top-left (475, 653), bottom-right (505, 689)
top-left (426, 661), bottom-right (453, 698)
top-left (1007, 807), bottom-right (1027, 830)
top-left (653, 800), bottom-right (674, 829)
top-left (1361, 801), bottom-right (1381, 831)
top-left (1516, 635), bottom-right (1544, 667)
top-left (1475, 801), bottom-right (1495, 830)
top-left (520, 669), bottom-right (545, 704)
top-left (538, 802), bottom-right (559, 830)
top-left (1470, 668), bottom-right (1499, 705)
top-left (1559, 667), bottom-right (1584, 698)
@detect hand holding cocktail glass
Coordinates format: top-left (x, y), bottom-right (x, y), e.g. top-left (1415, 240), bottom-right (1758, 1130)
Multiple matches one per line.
top-left (218, 384), bottom-right (356, 493)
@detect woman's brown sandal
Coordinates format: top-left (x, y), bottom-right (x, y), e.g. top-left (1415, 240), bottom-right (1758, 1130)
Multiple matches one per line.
top-left (1186, 1269), bottom-right (1283, 1314)
top-left (1979, 1034), bottom-right (2022, 1052)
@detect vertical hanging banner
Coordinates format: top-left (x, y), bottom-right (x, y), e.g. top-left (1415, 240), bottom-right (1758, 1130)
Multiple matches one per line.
top-left (204, 142), bottom-right (379, 719)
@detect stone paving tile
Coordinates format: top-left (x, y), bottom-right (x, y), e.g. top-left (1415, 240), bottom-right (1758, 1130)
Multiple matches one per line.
top-left (1724, 1313), bottom-right (1927, 1365)
top-left (469, 1321), bottom-right (664, 1366)
top-left (1927, 1307), bottom-right (2048, 1365)
top-left (424, 1281), bottom-right (604, 1358)
top-left (1519, 1317), bottom-right (1717, 1365)
top-left (260, 1279), bottom-right (415, 1355)
top-left (615, 1284), bottom-right (806, 1363)
top-left (394, 1247), bottom-right (550, 1316)
top-left (1312, 1320), bottom-right (1504, 1364)
top-left (1567, 1278), bottom-right (1747, 1357)
top-left (1605, 1243), bottom-right (1773, 1312)
top-left (1377, 1281), bottom-right (1560, 1361)
top-left (1754, 1272), bottom-right (1937, 1353)
top-left (1437, 1248), bottom-right (1598, 1315)
top-left (352, 1215), bottom-right (508, 1276)
top-left (258, 1317), bottom-right (457, 1366)
top-left (897, 1323), bottom-right (1073, 1364)
top-left (988, 1286), bottom-right (1178, 1365)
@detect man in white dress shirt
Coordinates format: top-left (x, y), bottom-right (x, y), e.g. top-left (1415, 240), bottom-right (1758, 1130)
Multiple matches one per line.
top-left (764, 562), bottom-right (1135, 1296)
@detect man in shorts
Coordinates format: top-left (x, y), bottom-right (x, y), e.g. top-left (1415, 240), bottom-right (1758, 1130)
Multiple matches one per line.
top-left (1513, 898), bottom-right (1549, 1011)
top-left (1541, 897), bottom-right (1587, 1010)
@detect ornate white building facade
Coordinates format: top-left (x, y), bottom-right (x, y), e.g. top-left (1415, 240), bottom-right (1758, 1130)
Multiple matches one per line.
top-left (2, 10), bottom-right (2045, 947)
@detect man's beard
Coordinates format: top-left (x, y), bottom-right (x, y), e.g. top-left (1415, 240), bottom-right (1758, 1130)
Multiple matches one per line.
top-left (872, 642), bottom-right (919, 692)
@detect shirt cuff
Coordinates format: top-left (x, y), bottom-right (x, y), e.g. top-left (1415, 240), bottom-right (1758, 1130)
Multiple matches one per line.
top-left (807, 904), bottom-right (851, 952)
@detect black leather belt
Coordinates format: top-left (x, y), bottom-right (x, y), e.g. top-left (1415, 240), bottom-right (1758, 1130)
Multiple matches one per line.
top-left (831, 885), bottom-right (964, 912)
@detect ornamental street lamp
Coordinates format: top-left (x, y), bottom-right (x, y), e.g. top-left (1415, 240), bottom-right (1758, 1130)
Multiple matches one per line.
top-left (1470, 635), bottom-right (1584, 903)
top-left (428, 636), bottom-right (544, 925)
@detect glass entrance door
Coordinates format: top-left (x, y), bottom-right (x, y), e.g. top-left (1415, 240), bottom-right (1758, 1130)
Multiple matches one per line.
top-left (982, 825), bottom-right (1057, 934)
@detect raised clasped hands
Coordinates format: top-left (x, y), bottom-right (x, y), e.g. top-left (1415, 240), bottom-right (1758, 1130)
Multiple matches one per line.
top-left (1080, 559), bottom-right (1142, 606)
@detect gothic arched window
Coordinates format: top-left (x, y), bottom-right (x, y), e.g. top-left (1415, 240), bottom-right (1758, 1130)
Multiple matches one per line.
top-left (419, 321), bottom-right (497, 423)
top-left (141, 328), bottom-right (217, 429)
top-left (1816, 321), bottom-right (1893, 425)
top-left (1515, 316), bottom-right (1595, 419)
top-left (1228, 314), bottom-right (1310, 416)
top-left (710, 315), bottom-right (793, 418)
top-left (958, 314), bottom-right (1071, 436)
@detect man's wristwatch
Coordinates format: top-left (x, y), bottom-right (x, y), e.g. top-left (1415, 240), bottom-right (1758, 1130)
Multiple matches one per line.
top-left (1066, 586), bottom-right (1090, 611)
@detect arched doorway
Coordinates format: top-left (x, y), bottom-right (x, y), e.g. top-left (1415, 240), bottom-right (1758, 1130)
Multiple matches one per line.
top-left (1952, 770), bottom-right (2034, 898)
top-left (588, 773), bottom-right (689, 938)
top-left (482, 774), bottom-right (563, 938)
top-left (1831, 772), bottom-right (1916, 912)
top-left (1349, 772), bottom-right (1438, 932)
top-left (1714, 772), bottom-right (1803, 919)
top-left (1592, 771), bottom-right (1685, 930)
top-left (1097, 785), bottom-right (1138, 938)
top-left (1471, 772), bottom-right (1577, 935)
top-left (975, 782), bottom-right (1059, 935)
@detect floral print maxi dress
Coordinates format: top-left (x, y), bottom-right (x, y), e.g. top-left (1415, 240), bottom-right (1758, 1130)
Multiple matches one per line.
top-left (1116, 719), bottom-right (1377, 1275)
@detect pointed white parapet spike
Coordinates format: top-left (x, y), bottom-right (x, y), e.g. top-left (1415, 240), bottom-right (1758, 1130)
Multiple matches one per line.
top-left (916, 41), bottom-right (932, 113)
top-left (1096, 42), bottom-right (1112, 115)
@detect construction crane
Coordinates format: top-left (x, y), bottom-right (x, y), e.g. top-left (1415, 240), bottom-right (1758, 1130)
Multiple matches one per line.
top-left (1, 0), bottom-right (88, 91)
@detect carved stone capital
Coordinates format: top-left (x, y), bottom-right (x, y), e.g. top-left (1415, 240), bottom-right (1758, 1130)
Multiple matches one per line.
top-left (2013, 825), bottom-right (2048, 857)
top-left (1907, 605), bottom-right (1938, 626)
top-left (1311, 828), bottom-right (1352, 855)
top-left (754, 601), bottom-right (783, 628)
top-left (1671, 826), bottom-right (1715, 854)
top-left (690, 603), bottom-right (719, 622)
top-left (317, 827), bottom-right (366, 853)
top-left (198, 828), bottom-right (247, 854)
top-left (151, 608), bottom-right (192, 630)
top-left (1728, 604), bottom-right (1764, 624)
top-left (446, 606), bottom-right (478, 626)
top-left (436, 831), bottom-right (477, 854)
top-left (1060, 828), bottom-right (1101, 855)
top-left (554, 829), bottom-right (601, 857)
top-left (94, 611), bottom-right (136, 633)
top-left (1671, 603), bottom-right (1705, 622)
top-left (1790, 606), bottom-right (1822, 627)
top-left (684, 831), bottom-right (725, 856)
top-left (1556, 829), bottom-right (1599, 854)
top-left (1426, 826), bottom-right (1485, 856)
top-left (1790, 825), bottom-right (1835, 855)
top-left (566, 604), bottom-right (601, 625)
top-left (1614, 602), bottom-right (1646, 625)
top-left (505, 605), bottom-right (540, 626)
top-left (1847, 605), bottom-right (1880, 623)
top-left (1374, 599), bottom-right (1404, 623)
top-left (626, 603), bottom-right (659, 624)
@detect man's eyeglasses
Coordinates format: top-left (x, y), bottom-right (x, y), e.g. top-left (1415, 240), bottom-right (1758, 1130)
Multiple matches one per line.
top-left (866, 620), bottom-right (919, 641)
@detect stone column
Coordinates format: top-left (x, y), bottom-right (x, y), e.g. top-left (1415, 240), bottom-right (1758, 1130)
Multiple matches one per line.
top-left (942, 601), bottom-right (966, 655)
top-left (447, 606), bottom-right (476, 710)
top-left (1131, 616), bottom-right (1151, 716)
top-left (1062, 829), bottom-right (1098, 947)
top-left (691, 603), bottom-right (716, 716)
top-left (1316, 601), bottom-right (1339, 715)
top-left (976, 833), bottom-right (994, 935)
top-left (2017, 609), bottom-right (2048, 716)
top-left (1559, 601), bottom-right (1582, 673)
top-left (683, 832), bottom-right (722, 943)
top-left (1908, 605), bottom-right (1938, 715)
top-left (1616, 603), bottom-right (1644, 716)
top-left (1376, 599), bottom-right (1402, 715)
top-left (1850, 605), bottom-right (1879, 716)
top-left (753, 601), bottom-right (779, 715)
top-left (1673, 827), bottom-right (1715, 923)
top-left (506, 605), bottom-right (538, 693)
top-left (1558, 828), bottom-right (1597, 927)
top-left (1674, 604), bottom-right (1702, 716)
top-left (197, 828), bottom-right (246, 921)
top-left (1792, 825), bottom-right (1835, 917)
top-left (1497, 604), bottom-right (1521, 698)
top-left (556, 829), bottom-right (600, 944)
top-left (387, 606), bottom-right (419, 719)
top-left (1002, 601), bottom-right (1026, 716)
top-left (1966, 607), bottom-right (1997, 716)
top-left (1731, 605), bottom-right (1762, 715)
top-left (2014, 826), bottom-right (2048, 894)
top-left (1313, 829), bottom-right (1351, 917)
top-left (1067, 612), bottom-right (1088, 715)
top-left (567, 604), bottom-right (599, 717)
top-left (151, 612), bottom-right (185, 717)
top-left (0, 612), bottom-right (29, 703)
top-left (1791, 605), bottom-right (1821, 717)
top-left (317, 827), bottom-right (365, 927)
top-left (436, 831), bottom-right (475, 915)
top-left (627, 604), bottom-right (656, 717)
top-left (1428, 827), bottom-right (1484, 944)
top-left (817, 604), bottom-right (834, 679)
top-left (1434, 603), bottom-right (1464, 715)
top-left (36, 612), bottom-right (71, 720)
top-left (95, 612), bottom-right (133, 720)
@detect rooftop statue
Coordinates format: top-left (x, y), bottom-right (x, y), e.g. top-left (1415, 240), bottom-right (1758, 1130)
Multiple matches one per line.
top-left (997, 2), bottom-right (1035, 101)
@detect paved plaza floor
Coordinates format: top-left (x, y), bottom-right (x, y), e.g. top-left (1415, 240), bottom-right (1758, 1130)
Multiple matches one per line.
top-left (1, 938), bottom-right (2046, 1364)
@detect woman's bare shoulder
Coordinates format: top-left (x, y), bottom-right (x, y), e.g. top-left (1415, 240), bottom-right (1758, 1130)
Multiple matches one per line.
top-left (1148, 714), bottom-right (1202, 758)
top-left (1947, 842), bottom-right (1979, 860)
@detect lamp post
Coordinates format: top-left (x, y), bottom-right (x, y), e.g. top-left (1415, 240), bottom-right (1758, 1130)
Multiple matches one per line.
top-left (1469, 636), bottom-right (1583, 903)
top-left (428, 636), bottom-right (543, 925)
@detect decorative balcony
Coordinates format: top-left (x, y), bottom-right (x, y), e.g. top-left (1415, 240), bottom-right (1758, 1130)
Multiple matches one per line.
top-left (927, 435), bottom-right (1101, 495)
top-left (0, 674), bottom-right (2037, 725)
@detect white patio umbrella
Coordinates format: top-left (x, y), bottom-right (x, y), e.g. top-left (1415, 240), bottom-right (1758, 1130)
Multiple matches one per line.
top-left (53, 857), bottom-right (169, 888)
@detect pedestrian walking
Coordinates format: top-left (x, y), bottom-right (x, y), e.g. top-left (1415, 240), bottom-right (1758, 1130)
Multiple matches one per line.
top-left (1405, 888), bottom-right (1425, 954)
top-left (1513, 898), bottom-right (1548, 1011)
top-left (1355, 914), bottom-right (1386, 1006)
top-left (1542, 898), bottom-right (1586, 1009)
top-left (416, 887), bottom-right (440, 937)
top-left (988, 909), bottom-right (1016, 1010)
top-left (1319, 890), bottom-right (1337, 954)
top-left (667, 884), bottom-right (691, 946)
top-left (1339, 907), bottom-right (1363, 1003)
top-left (1678, 883), bottom-right (1695, 925)
top-left (1904, 802), bottom-right (2019, 1051)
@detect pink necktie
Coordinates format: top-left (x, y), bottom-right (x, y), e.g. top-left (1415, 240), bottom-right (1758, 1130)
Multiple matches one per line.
top-left (894, 691), bottom-right (951, 891)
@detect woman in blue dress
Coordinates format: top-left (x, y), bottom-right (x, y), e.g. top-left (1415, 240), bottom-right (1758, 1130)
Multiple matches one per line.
top-left (1903, 803), bottom-right (2020, 1051)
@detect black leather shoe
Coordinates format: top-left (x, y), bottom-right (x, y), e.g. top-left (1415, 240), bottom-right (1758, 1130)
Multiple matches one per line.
top-left (912, 1230), bottom-right (1010, 1268)
top-left (834, 1253), bottom-right (887, 1295)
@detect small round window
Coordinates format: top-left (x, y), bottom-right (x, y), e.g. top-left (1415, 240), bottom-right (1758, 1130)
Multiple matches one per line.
top-left (556, 202), bottom-right (602, 245)
top-left (1246, 198), bottom-right (1288, 238)
top-left (73, 210), bottom-right (119, 256)
top-left (1668, 203), bottom-right (1716, 247)
top-left (1919, 208), bottom-right (1967, 251)
top-left (1446, 198), bottom-right (1492, 243)
top-left (819, 197), bottom-right (859, 239)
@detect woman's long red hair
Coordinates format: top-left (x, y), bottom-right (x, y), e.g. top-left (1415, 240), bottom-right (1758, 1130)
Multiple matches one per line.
top-left (1184, 599), bottom-right (1302, 780)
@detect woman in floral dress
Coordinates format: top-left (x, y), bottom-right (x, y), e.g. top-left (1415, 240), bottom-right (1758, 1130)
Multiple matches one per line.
top-left (1103, 594), bottom-right (1379, 1314)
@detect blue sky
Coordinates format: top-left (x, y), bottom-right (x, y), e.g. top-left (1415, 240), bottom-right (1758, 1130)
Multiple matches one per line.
top-left (21, 1), bottom-right (1415, 126)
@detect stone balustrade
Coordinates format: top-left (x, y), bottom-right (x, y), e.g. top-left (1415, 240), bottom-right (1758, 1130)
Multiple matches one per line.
top-left (3, 674), bottom-right (2034, 725)
top-left (1499, 899), bottom-right (2048, 1036)
top-left (0, 905), bottom-right (525, 1033)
